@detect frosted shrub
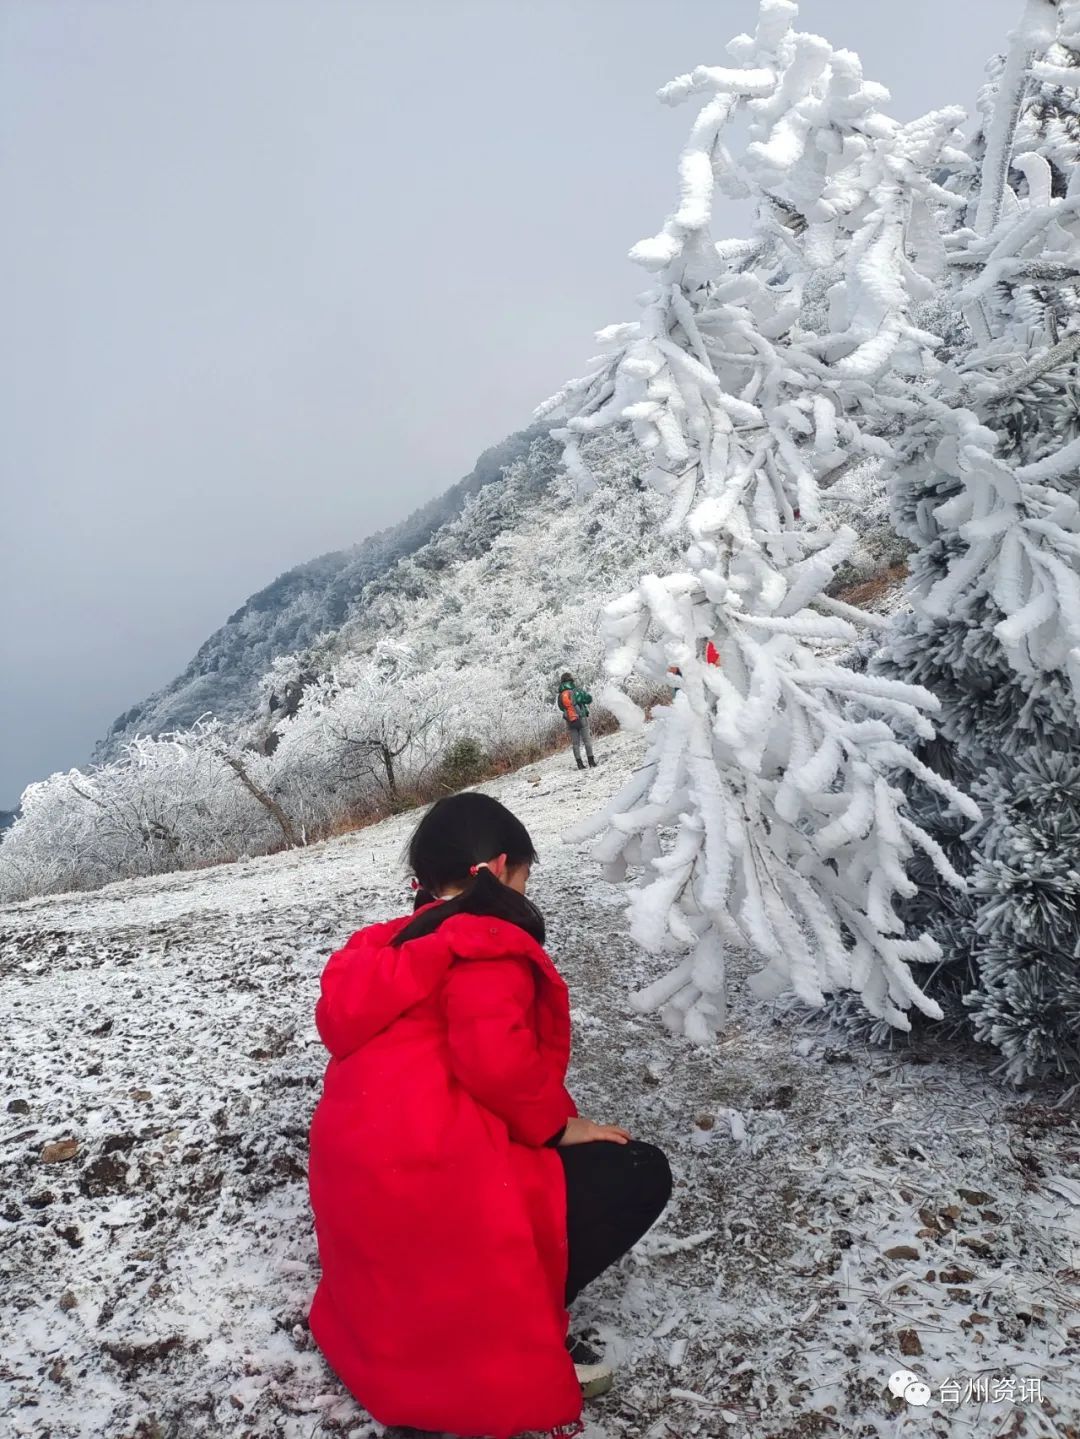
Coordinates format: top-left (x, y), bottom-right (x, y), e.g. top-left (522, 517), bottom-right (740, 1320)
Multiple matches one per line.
top-left (0, 724), bottom-right (278, 900)
top-left (876, 0), bottom-right (1080, 1076)
top-left (437, 737), bottom-right (487, 792)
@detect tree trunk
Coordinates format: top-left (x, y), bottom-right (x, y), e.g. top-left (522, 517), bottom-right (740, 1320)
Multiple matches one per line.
top-left (380, 743), bottom-right (398, 797)
top-left (222, 754), bottom-right (301, 849)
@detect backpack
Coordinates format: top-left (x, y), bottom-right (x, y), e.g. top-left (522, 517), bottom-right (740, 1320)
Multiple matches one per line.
top-left (558, 687), bottom-right (582, 728)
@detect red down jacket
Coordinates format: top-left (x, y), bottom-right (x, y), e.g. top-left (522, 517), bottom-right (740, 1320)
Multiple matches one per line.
top-left (308, 909), bottom-right (583, 1438)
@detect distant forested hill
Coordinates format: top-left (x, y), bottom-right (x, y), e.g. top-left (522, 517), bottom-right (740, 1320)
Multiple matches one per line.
top-left (96, 424), bottom-right (550, 756)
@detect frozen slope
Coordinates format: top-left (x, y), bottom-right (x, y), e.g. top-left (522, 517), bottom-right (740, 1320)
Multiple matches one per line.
top-left (1, 730), bottom-right (1077, 1439)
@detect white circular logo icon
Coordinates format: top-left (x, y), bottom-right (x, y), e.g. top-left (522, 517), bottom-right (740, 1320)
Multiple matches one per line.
top-left (889, 1369), bottom-right (931, 1406)
top-left (888, 1370), bottom-right (920, 1398)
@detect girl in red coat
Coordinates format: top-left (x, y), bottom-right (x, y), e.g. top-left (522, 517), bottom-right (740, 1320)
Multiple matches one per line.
top-left (308, 792), bottom-right (671, 1439)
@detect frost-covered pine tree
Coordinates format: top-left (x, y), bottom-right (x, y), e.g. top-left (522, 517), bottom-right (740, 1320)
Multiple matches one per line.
top-left (965, 754), bottom-right (1080, 1079)
top-left (539, 0), bottom-right (980, 1041)
top-left (877, 0), bottom-right (1080, 1075)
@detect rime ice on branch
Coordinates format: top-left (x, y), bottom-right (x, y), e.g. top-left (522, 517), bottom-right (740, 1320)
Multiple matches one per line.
top-left (539, 0), bottom-right (979, 1040)
top-left (882, 0), bottom-right (1080, 1078)
top-left (908, 0), bottom-right (1080, 718)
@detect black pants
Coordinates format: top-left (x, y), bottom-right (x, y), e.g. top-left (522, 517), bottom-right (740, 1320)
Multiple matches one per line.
top-left (559, 1139), bottom-right (672, 1305)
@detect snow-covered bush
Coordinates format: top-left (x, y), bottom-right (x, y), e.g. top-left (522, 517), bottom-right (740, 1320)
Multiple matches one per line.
top-left (875, 0), bottom-right (1080, 1076)
top-left (0, 724), bottom-right (282, 900)
top-left (437, 737), bottom-right (487, 791)
top-left (272, 646), bottom-right (470, 814)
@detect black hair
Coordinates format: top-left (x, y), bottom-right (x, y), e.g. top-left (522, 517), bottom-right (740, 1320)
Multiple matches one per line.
top-left (390, 792), bottom-right (545, 947)
top-left (559, 672), bottom-right (574, 685)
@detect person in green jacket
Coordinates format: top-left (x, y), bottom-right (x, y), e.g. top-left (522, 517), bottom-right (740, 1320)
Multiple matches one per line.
top-left (557, 672), bottom-right (596, 770)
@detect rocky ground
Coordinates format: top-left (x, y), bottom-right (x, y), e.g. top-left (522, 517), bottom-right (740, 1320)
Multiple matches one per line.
top-left (2, 730), bottom-right (1078, 1439)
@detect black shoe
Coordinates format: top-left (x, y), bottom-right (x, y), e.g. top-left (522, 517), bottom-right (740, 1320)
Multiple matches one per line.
top-left (567, 1332), bottom-right (603, 1365)
top-left (567, 1332), bottom-right (614, 1397)
top-left (576, 758), bottom-right (586, 770)
top-left (587, 756), bottom-right (597, 767)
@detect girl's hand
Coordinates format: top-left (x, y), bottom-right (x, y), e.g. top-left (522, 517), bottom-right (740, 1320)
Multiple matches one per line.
top-left (558, 1117), bottom-right (631, 1146)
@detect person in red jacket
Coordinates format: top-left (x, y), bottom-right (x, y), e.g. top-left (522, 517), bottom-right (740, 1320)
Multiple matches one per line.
top-left (308, 792), bottom-right (671, 1439)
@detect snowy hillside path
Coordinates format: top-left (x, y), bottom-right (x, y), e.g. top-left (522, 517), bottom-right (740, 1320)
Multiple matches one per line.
top-left (2, 731), bottom-right (1078, 1439)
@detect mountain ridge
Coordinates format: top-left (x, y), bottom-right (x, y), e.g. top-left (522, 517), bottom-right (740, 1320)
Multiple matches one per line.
top-left (96, 423), bottom-right (550, 758)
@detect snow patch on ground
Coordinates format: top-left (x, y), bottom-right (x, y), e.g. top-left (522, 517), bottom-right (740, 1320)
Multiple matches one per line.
top-left (2, 731), bottom-right (1077, 1438)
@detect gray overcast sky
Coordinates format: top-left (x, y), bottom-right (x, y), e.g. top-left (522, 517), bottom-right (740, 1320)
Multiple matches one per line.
top-left (0, 0), bottom-right (1021, 806)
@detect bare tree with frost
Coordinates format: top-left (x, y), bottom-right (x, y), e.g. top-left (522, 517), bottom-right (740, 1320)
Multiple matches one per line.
top-left (539, 0), bottom-right (981, 1040)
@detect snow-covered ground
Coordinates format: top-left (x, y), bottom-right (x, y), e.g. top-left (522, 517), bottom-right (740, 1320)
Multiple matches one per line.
top-left (2, 730), bottom-right (1078, 1439)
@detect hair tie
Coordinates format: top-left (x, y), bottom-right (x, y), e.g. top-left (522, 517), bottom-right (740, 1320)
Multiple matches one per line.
top-left (410, 878), bottom-right (420, 891)
top-left (468, 863), bottom-right (490, 877)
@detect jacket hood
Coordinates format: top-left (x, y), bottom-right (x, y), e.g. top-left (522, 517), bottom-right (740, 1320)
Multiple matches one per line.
top-left (315, 912), bottom-right (548, 1061)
